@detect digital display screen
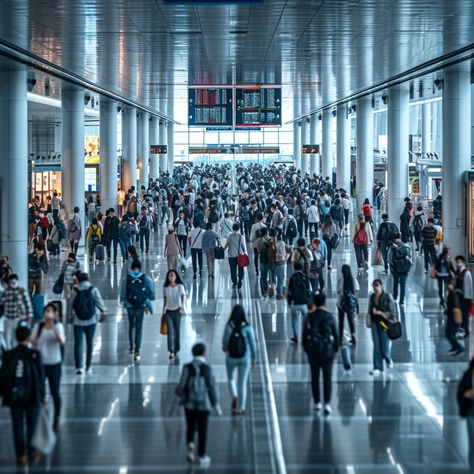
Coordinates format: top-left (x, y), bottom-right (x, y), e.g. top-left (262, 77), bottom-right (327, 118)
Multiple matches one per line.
top-left (150, 145), bottom-right (167, 154)
top-left (302, 145), bottom-right (320, 154)
top-left (241, 147), bottom-right (280, 154)
top-left (188, 88), bottom-right (233, 127)
top-left (235, 87), bottom-right (281, 127)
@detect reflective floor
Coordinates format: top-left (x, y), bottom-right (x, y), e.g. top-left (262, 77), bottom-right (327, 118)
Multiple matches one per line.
top-left (0, 221), bottom-right (472, 473)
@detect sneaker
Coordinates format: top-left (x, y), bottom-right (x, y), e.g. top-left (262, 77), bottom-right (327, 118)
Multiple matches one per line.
top-left (290, 337), bottom-right (298, 344)
top-left (237, 280), bottom-right (242, 289)
top-left (75, 369), bottom-right (83, 375)
top-left (197, 455), bottom-right (211, 468)
top-left (134, 352), bottom-right (141, 362)
top-left (453, 348), bottom-right (465, 356)
top-left (369, 369), bottom-right (381, 377)
top-left (323, 404), bottom-right (332, 415)
top-left (169, 353), bottom-right (175, 360)
top-left (276, 294), bottom-right (285, 300)
top-left (186, 443), bottom-right (195, 463)
top-left (85, 366), bottom-right (92, 374)
top-left (313, 402), bottom-right (322, 412)
top-left (231, 397), bottom-right (238, 412)
top-left (129, 346), bottom-right (134, 354)
top-left (386, 360), bottom-right (394, 369)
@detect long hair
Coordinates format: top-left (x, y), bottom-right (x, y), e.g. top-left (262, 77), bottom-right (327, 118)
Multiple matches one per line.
top-left (164, 269), bottom-right (183, 287)
top-left (341, 264), bottom-right (354, 293)
top-left (228, 304), bottom-right (248, 327)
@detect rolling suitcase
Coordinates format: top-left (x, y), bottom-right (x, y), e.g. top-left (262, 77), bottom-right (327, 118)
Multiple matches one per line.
top-left (95, 244), bottom-right (105, 261)
top-left (32, 294), bottom-right (45, 323)
top-left (341, 345), bottom-right (352, 371)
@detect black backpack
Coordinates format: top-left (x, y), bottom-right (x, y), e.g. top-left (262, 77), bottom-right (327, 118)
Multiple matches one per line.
top-left (392, 244), bottom-right (412, 274)
top-left (227, 322), bottom-right (247, 359)
top-left (304, 313), bottom-right (335, 360)
top-left (286, 218), bottom-right (298, 238)
top-left (9, 352), bottom-right (35, 405)
top-left (290, 272), bottom-right (311, 304)
top-left (380, 222), bottom-right (398, 243)
top-left (126, 274), bottom-right (148, 307)
top-left (73, 287), bottom-right (96, 320)
top-left (90, 227), bottom-right (101, 245)
top-left (413, 215), bottom-right (424, 233)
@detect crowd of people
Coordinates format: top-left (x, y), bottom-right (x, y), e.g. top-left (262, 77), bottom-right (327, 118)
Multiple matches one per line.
top-left (0, 161), bottom-right (473, 468)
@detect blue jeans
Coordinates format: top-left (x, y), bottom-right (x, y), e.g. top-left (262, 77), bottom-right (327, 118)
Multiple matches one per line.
top-left (226, 356), bottom-right (251, 410)
top-left (127, 307), bottom-right (145, 352)
top-left (274, 262), bottom-right (286, 296)
top-left (290, 304), bottom-right (307, 338)
top-left (260, 261), bottom-right (270, 296)
top-left (446, 318), bottom-right (462, 351)
top-left (380, 242), bottom-right (390, 270)
top-left (74, 324), bottom-right (96, 370)
top-left (10, 404), bottom-right (39, 457)
top-left (139, 229), bottom-right (150, 252)
top-left (166, 309), bottom-right (181, 354)
top-left (119, 239), bottom-right (131, 260)
top-left (392, 273), bottom-right (408, 303)
top-left (370, 322), bottom-right (391, 371)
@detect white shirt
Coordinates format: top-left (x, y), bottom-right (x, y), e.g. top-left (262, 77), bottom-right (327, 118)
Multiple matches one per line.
top-left (164, 284), bottom-right (186, 311)
top-left (341, 197), bottom-right (351, 210)
top-left (189, 227), bottom-right (203, 249)
top-left (33, 322), bottom-right (65, 365)
top-left (307, 205), bottom-right (320, 223)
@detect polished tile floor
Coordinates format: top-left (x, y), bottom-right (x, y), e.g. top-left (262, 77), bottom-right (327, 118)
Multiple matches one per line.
top-left (0, 220), bottom-right (472, 473)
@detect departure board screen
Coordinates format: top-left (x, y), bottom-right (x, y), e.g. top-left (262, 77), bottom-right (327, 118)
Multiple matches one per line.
top-left (235, 87), bottom-right (281, 127)
top-left (188, 88), bottom-right (233, 127)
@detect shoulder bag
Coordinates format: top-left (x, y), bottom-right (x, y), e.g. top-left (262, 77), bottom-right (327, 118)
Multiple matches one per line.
top-left (237, 235), bottom-right (250, 268)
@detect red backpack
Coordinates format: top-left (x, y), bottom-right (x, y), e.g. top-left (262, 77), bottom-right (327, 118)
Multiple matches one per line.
top-left (354, 225), bottom-right (368, 245)
top-left (40, 216), bottom-right (50, 229)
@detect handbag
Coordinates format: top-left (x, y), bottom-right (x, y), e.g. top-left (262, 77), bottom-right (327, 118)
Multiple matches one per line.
top-left (469, 302), bottom-right (474, 318)
top-left (160, 314), bottom-right (168, 336)
top-left (52, 273), bottom-right (64, 295)
top-left (214, 245), bottom-right (225, 260)
top-left (372, 247), bottom-right (383, 266)
top-left (453, 307), bottom-right (463, 325)
top-left (387, 321), bottom-right (402, 340)
top-left (237, 235), bottom-right (250, 268)
top-left (32, 403), bottom-right (57, 454)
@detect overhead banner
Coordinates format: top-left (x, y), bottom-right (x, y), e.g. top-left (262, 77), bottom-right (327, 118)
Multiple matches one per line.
top-left (188, 145), bottom-right (279, 155)
top-left (150, 145), bottom-right (167, 154)
top-left (302, 144), bottom-right (320, 154)
top-left (241, 146), bottom-right (280, 154)
top-left (189, 146), bottom-right (236, 155)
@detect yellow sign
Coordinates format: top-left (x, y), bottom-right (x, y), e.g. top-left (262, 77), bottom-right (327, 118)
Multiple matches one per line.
top-left (85, 136), bottom-right (100, 164)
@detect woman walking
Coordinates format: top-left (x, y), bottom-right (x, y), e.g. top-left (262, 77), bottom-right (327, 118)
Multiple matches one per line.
top-left (320, 214), bottom-right (337, 271)
top-left (222, 305), bottom-right (257, 415)
top-left (445, 281), bottom-right (464, 356)
top-left (351, 214), bottom-right (373, 270)
top-left (164, 226), bottom-right (181, 271)
top-left (162, 270), bottom-right (186, 360)
top-left (433, 246), bottom-right (454, 307)
top-left (337, 264), bottom-right (359, 345)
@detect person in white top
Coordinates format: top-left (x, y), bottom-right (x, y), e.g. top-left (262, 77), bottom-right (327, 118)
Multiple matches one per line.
top-left (188, 220), bottom-right (204, 278)
top-left (249, 212), bottom-right (267, 275)
top-left (162, 270), bottom-right (186, 360)
top-left (341, 193), bottom-right (352, 235)
top-left (306, 199), bottom-right (320, 241)
top-left (32, 303), bottom-right (65, 432)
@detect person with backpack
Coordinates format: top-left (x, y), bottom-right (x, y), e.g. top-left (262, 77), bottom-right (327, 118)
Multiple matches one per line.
top-left (28, 244), bottom-right (49, 296)
top-left (256, 227), bottom-right (271, 298)
top-left (0, 321), bottom-right (45, 466)
top-left (421, 218), bottom-right (438, 273)
top-left (249, 212), bottom-right (267, 275)
top-left (367, 279), bottom-right (397, 376)
top-left (291, 237), bottom-right (313, 275)
top-left (222, 305), bottom-right (257, 415)
top-left (362, 198), bottom-right (373, 224)
top-left (337, 264), bottom-right (359, 346)
top-left (162, 269), bottom-right (186, 360)
top-left (31, 303), bottom-right (65, 432)
top-left (302, 292), bottom-right (339, 415)
top-left (201, 222), bottom-right (221, 279)
top-left (351, 214), bottom-right (373, 270)
top-left (118, 214), bottom-right (135, 262)
top-left (223, 223), bottom-right (247, 289)
top-left (120, 260), bottom-right (155, 362)
top-left (69, 272), bottom-right (107, 374)
top-left (188, 220), bottom-right (204, 279)
top-left (308, 238), bottom-right (326, 292)
top-left (284, 208), bottom-right (298, 248)
top-left (387, 233), bottom-right (412, 306)
top-left (432, 245), bottom-right (455, 307)
top-left (320, 214), bottom-right (338, 271)
top-left (175, 343), bottom-right (221, 467)
top-left (103, 208), bottom-right (120, 263)
top-left (239, 198), bottom-right (251, 242)
top-left (454, 255), bottom-right (473, 338)
top-left (287, 262), bottom-right (312, 344)
top-left (39, 211), bottom-right (50, 241)
top-left (445, 280), bottom-right (464, 356)
top-left (67, 206), bottom-right (82, 255)
top-left (85, 217), bottom-right (102, 262)
top-left (329, 198), bottom-right (344, 236)
top-left (376, 214), bottom-right (399, 272)
top-left (137, 205), bottom-right (153, 254)
top-left (174, 210), bottom-right (190, 258)
top-left (412, 206), bottom-right (426, 254)
top-left (271, 232), bottom-right (289, 300)
top-left (48, 215), bottom-right (65, 256)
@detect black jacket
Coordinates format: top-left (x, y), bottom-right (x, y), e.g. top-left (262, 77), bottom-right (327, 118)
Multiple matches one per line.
top-left (0, 345), bottom-right (45, 407)
top-left (287, 272), bottom-right (311, 305)
top-left (457, 368), bottom-right (473, 418)
top-left (28, 252), bottom-right (49, 279)
top-left (103, 216), bottom-right (120, 240)
top-left (302, 309), bottom-right (339, 362)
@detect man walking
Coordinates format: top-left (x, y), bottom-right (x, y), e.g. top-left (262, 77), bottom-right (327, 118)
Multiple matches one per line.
top-left (387, 233), bottom-right (412, 305)
top-left (287, 262), bottom-right (311, 344)
top-left (376, 214), bottom-right (399, 272)
top-left (137, 206), bottom-right (153, 254)
top-left (421, 218), bottom-right (438, 273)
top-left (224, 223), bottom-right (247, 289)
top-left (103, 208), bottom-right (120, 263)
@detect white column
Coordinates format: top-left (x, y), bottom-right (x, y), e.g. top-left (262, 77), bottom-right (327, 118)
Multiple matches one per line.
top-left (442, 64), bottom-right (471, 256)
top-left (122, 107), bottom-right (137, 192)
top-left (159, 121), bottom-right (167, 173)
top-left (309, 115), bottom-right (320, 176)
top-left (0, 60), bottom-right (28, 285)
top-left (137, 112), bottom-right (149, 189)
top-left (301, 118), bottom-right (310, 175)
top-left (336, 104), bottom-right (351, 192)
top-left (387, 85), bottom-right (409, 219)
top-left (356, 97), bottom-right (374, 209)
top-left (167, 122), bottom-right (174, 173)
top-left (293, 121), bottom-right (301, 170)
top-left (322, 109), bottom-right (333, 179)
top-left (99, 99), bottom-right (118, 213)
top-left (62, 84), bottom-right (85, 236)
top-left (422, 102), bottom-right (432, 155)
top-left (149, 117), bottom-right (159, 179)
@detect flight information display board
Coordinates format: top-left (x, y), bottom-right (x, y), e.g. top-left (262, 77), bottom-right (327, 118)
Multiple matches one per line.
top-left (188, 88), bottom-right (233, 127)
top-left (235, 87), bottom-right (281, 127)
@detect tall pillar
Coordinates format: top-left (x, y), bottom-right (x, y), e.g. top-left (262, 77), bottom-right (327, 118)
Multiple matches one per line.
top-left (99, 99), bottom-right (118, 213)
top-left (301, 118), bottom-right (310, 175)
top-left (167, 122), bottom-right (174, 173)
top-left (309, 115), bottom-right (320, 176)
top-left (159, 121), bottom-right (167, 173)
top-left (387, 85), bottom-right (409, 219)
top-left (149, 117), bottom-right (159, 179)
top-left (122, 107), bottom-right (137, 192)
top-left (62, 84), bottom-right (85, 238)
top-left (137, 112), bottom-right (149, 189)
top-left (322, 109), bottom-right (333, 179)
top-left (336, 104), bottom-right (351, 192)
top-left (293, 122), bottom-right (301, 169)
top-left (0, 60), bottom-right (28, 284)
top-left (422, 102), bottom-right (432, 155)
top-left (442, 64), bottom-right (471, 256)
top-left (356, 97), bottom-right (374, 209)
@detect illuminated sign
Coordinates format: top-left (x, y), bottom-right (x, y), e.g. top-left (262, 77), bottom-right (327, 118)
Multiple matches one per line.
top-left (188, 88), bottom-right (233, 127)
top-left (302, 145), bottom-right (320, 154)
top-left (150, 145), bottom-right (167, 154)
top-left (235, 86), bottom-right (281, 127)
top-left (241, 147), bottom-right (280, 154)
